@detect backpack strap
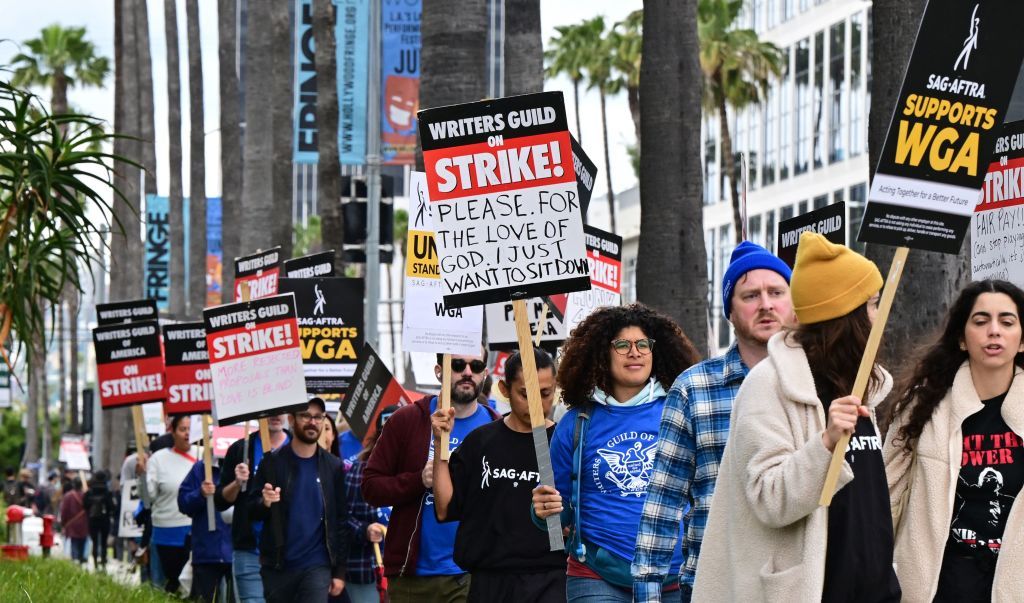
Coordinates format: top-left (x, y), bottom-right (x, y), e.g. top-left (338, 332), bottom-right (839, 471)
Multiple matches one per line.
top-left (569, 403), bottom-right (592, 561)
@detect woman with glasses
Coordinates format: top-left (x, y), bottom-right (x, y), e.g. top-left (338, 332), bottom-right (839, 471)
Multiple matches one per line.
top-left (531, 304), bottom-right (701, 602)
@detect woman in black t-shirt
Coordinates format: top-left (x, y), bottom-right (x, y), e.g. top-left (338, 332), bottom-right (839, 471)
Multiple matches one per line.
top-left (885, 279), bottom-right (1024, 602)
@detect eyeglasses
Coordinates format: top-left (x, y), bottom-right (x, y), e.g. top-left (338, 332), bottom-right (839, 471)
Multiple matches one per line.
top-left (451, 359), bottom-right (487, 374)
top-left (611, 338), bottom-right (655, 355)
top-left (296, 412), bottom-right (326, 423)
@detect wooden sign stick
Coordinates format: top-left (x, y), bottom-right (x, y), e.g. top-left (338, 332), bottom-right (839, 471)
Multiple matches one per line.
top-left (131, 405), bottom-right (148, 458)
top-left (240, 420), bottom-right (251, 492)
top-left (202, 414), bottom-right (216, 531)
top-left (439, 353), bottom-right (453, 460)
top-left (819, 246), bottom-right (909, 506)
top-left (240, 280), bottom-right (273, 453)
top-left (534, 301), bottom-right (549, 348)
top-left (513, 299), bottom-right (564, 551)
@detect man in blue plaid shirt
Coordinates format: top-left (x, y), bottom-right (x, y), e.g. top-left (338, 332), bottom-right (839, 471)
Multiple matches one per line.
top-left (632, 241), bottom-right (794, 601)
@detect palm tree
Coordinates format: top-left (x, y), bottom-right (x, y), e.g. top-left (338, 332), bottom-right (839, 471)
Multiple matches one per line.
top-left (699, 0), bottom-right (783, 243)
top-left (636, 0), bottom-right (708, 355)
top-left (579, 17), bottom-right (617, 233)
top-left (504, 0), bottom-right (542, 94)
top-left (218, 0), bottom-right (242, 302)
top-left (271, 1), bottom-right (294, 260)
top-left (544, 24), bottom-right (587, 141)
top-left (137, 0), bottom-right (158, 198)
top-left (611, 11), bottom-right (642, 148)
top-left (165, 0), bottom-right (186, 319)
top-left (241, 0), bottom-right (278, 254)
top-left (186, 0), bottom-right (207, 318)
top-left (314, 0), bottom-right (344, 275)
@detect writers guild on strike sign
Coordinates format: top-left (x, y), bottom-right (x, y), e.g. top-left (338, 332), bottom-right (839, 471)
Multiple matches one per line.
top-left (92, 319), bottom-right (166, 409)
top-left (234, 247), bottom-right (282, 300)
top-left (162, 323), bottom-right (214, 416)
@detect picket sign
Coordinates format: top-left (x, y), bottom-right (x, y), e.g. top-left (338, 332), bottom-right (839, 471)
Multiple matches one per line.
top-left (513, 299), bottom-right (563, 551)
top-left (131, 405), bottom-right (148, 457)
top-left (819, 247), bottom-right (908, 506)
top-left (202, 414), bottom-right (216, 531)
top-left (239, 278), bottom-right (273, 454)
top-left (439, 354), bottom-right (453, 460)
top-left (533, 301), bottom-right (548, 348)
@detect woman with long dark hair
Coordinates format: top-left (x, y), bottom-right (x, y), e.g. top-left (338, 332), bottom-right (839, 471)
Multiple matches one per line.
top-left (693, 232), bottom-right (900, 602)
top-left (885, 279), bottom-right (1024, 602)
top-left (531, 303), bottom-right (700, 602)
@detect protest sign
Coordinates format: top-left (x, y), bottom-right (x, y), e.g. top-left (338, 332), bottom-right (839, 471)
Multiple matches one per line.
top-left (403, 171), bottom-right (484, 356)
top-left (972, 120), bottom-right (1024, 283)
top-left (204, 293), bottom-right (307, 425)
top-left (234, 247), bottom-right (282, 300)
top-left (96, 299), bottom-right (158, 326)
top-left (857, 0), bottom-right (1024, 253)
top-left (278, 277), bottom-right (365, 392)
top-left (142, 402), bottom-right (165, 434)
top-left (212, 424), bottom-right (247, 457)
top-left (418, 92), bottom-right (591, 309)
top-left (570, 135), bottom-right (598, 217)
top-left (283, 250), bottom-right (336, 278)
top-left (486, 299), bottom-right (566, 351)
top-left (59, 435), bottom-right (91, 471)
top-left (93, 320), bottom-right (165, 409)
top-left (564, 226), bottom-right (623, 333)
top-left (343, 343), bottom-right (414, 445)
top-left (776, 202), bottom-right (846, 268)
top-left (119, 479), bottom-right (144, 539)
top-left (162, 323), bottom-right (213, 416)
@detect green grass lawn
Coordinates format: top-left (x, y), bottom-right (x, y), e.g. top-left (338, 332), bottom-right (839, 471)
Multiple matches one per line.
top-left (0, 556), bottom-right (178, 602)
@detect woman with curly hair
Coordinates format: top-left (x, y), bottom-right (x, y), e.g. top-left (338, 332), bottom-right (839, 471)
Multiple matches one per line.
top-left (531, 303), bottom-right (700, 602)
top-left (884, 279), bottom-right (1024, 602)
top-left (693, 232), bottom-right (900, 602)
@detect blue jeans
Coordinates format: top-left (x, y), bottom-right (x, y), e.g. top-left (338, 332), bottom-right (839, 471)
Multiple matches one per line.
top-left (233, 550), bottom-right (265, 603)
top-left (261, 564), bottom-right (331, 603)
top-left (344, 583), bottom-right (379, 603)
top-left (150, 544), bottom-right (165, 589)
top-left (566, 576), bottom-right (683, 603)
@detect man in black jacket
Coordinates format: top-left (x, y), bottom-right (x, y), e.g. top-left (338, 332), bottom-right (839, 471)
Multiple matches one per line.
top-left (214, 414), bottom-right (290, 602)
top-left (248, 398), bottom-right (351, 602)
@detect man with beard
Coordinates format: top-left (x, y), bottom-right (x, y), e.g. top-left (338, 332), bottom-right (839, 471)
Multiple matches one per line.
top-left (248, 399), bottom-right (351, 602)
top-left (632, 241), bottom-right (795, 601)
top-left (362, 350), bottom-right (500, 603)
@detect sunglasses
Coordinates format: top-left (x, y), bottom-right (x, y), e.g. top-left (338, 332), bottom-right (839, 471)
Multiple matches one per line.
top-left (611, 338), bottom-right (655, 355)
top-left (451, 359), bottom-right (487, 374)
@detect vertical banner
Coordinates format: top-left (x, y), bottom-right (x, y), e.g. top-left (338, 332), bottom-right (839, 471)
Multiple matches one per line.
top-left (972, 119), bottom-right (1024, 283)
top-left (144, 195), bottom-right (170, 310)
top-left (339, 0), bottom-right (370, 164)
top-left (402, 172), bottom-right (484, 356)
top-left (277, 277), bottom-right (365, 392)
top-left (381, 0), bottom-right (421, 165)
top-left (294, 0), bottom-right (318, 163)
top-left (92, 320), bottom-right (165, 409)
top-left (234, 247), bottom-right (282, 300)
top-left (564, 226), bottom-right (623, 333)
top-left (207, 197), bottom-right (223, 307)
top-left (857, 0), bottom-right (1024, 253)
top-left (418, 91), bottom-right (591, 308)
top-left (162, 323), bottom-right (214, 416)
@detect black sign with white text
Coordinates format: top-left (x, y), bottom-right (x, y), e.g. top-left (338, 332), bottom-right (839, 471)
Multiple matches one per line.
top-left (777, 202), bottom-right (846, 267)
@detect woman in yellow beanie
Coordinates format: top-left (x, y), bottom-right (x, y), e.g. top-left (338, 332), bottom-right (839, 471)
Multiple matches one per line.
top-left (692, 231), bottom-right (901, 602)
top-left (884, 280), bottom-right (1024, 602)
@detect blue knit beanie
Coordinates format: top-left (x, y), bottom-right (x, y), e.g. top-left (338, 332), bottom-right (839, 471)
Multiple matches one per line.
top-left (722, 241), bottom-right (792, 319)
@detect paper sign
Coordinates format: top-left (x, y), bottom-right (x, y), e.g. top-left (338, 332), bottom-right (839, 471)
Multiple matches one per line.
top-left (162, 323), bottom-right (214, 416)
top-left (418, 92), bottom-right (591, 308)
top-left (278, 277), bottom-right (365, 392)
top-left (59, 435), bottom-right (91, 471)
top-left (402, 171), bottom-right (484, 356)
top-left (972, 119), bottom-right (1024, 283)
top-left (120, 479), bottom-right (144, 538)
top-left (342, 343), bottom-right (414, 444)
top-left (776, 202), bottom-right (846, 268)
top-left (858, 0), bottom-right (1024, 253)
top-left (570, 135), bottom-right (598, 217)
top-left (234, 247), bottom-right (282, 300)
top-left (564, 226), bottom-right (624, 333)
top-left (283, 251), bottom-right (336, 278)
top-left (96, 299), bottom-right (158, 326)
top-left (204, 293), bottom-right (308, 425)
top-left (486, 299), bottom-right (566, 351)
top-left (143, 402), bottom-right (165, 434)
top-left (93, 320), bottom-right (165, 409)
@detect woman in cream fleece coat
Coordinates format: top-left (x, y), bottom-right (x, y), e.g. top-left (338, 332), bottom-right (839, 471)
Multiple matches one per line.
top-left (694, 232), bottom-right (901, 602)
top-left (884, 280), bottom-right (1024, 602)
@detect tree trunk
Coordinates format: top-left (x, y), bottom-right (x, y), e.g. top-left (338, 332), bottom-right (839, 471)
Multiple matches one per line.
top-left (717, 91), bottom-right (743, 243)
top-left (40, 336), bottom-right (50, 468)
top-left (137, 0), bottom-right (158, 197)
top-left (166, 0), bottom-right (186, 319)
top-left (68, 291), bottom-right (79, 431)
top-left (187, 0), bottom-right (207, 318)
top-left (599, 89), bottom-right (616, 233)
top-left (573, 79), bottom-right (581, 143)
top-left (58, 304), bottom-right (66, 429)
top-left (503, 0), bottom-right (542, 95)
top-left (628, 84), bottom-right (640, 151)
top-left (636, 0), bottom-right (708, 355)
top-left (314, 0), bottom-right (344, 274)
top-left (241, 0), bottom-right (278, 255)
top-left (864, 0), bottom-right (968, 374)
top-left (218, 0), bottom-right (242, 302)
top-left (22, 325), bottom-right (41, 464)
top-left (271, 0), bottom-right (295, 260)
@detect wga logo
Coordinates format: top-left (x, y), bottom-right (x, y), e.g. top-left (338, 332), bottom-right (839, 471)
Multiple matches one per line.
top-left (954, 4), bottom-right (980, 71)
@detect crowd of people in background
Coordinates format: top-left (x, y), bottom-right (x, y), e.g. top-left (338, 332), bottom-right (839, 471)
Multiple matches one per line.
top-left (6, 231), bottom-right (1024, 602)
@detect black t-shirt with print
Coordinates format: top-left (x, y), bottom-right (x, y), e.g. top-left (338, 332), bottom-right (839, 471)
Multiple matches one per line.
top-left (444, 419), bottom-right (565, 573)
top-left (822, 414), bottom-right (902, 602)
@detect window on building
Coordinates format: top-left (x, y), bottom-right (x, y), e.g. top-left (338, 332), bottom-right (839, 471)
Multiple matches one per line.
top-left (748, 108), bottom-right (759, 191)
top-left (766, 209), bottom-right (777, 252)
top-left (754, 0), bottom-right (765, 32)
top-left (763, 82), bottom-right (778, 187)
top-left (624, 256), bottom-right (638, 303)
top-left (813, 195), bottom-right (828, 209)
top-left (829, 21), bottom-right (846, 164)
top-left (849, 183), bottom-right (867, 253)
top-left (767, 0), bottom-right (778, 29)
top-left (783, 0), bottom-right (795, 22)
top-left (750, 214), bottom-right (763, 247)
top-left (704, 116), bottom-right (719, 205)
top-left (799, 0), bottom-right (809, 13)
top-left (733, 110), bottom-right (745, 203)
top-left (833, 188), bottom-right (844, 205)
top-left (718, 224), bottom-right (733, 349)
top-left (798, 200), bottom-right (808, 215)
top-left (850, 12), bottom-right (865, 157)
top-left (795, 39), bottom-right (810, 176)
top-left (812, 31), bottom-right (825, 170)
top-left (780, 46), bottom-right (793, 180)
top-left (782, 205), bottom-right (795, 221)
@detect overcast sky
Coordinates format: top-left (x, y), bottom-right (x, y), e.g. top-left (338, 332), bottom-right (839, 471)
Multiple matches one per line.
top-left (0, 0), bottom-right (641, 200)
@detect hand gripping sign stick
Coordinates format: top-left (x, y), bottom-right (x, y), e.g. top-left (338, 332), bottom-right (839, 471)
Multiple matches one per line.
top-left (819, 247), bottom-right (908, 506)
top-left (202, 414), bottom-right (216, 531)
top-left (438, 354), bottom-right (453, 460)
top-left (239, 280), bottom-right (274, 454)
top-left (513, 299), bottom-right (564, 551)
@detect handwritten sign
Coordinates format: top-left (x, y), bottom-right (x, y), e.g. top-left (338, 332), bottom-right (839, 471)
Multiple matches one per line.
top-left (234, 247), bottom-right (282, 300)
top-left (972, 119), bottom-right (1024, 283)
top-left (93, 320), bottom-right (165, 409)
top-left (162, 323), bottom-right (213, 416)
top-left (418, 92), bottom-right (591, 308)
top-left (203, 293), bottom-right (308, 425)
top-left (96, 299), bottom-right (158, 326)
top-left (564, 225), bottom-right (623, 333)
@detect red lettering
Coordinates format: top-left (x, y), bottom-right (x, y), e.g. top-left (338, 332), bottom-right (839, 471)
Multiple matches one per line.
top-left (1000, 448), bottom-right (1014, 464)
top-left (985, 450), bottom-right (1000, 464)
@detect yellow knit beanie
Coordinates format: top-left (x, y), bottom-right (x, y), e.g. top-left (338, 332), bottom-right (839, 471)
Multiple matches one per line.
top-left (791, 231), bottom-right (883, 324)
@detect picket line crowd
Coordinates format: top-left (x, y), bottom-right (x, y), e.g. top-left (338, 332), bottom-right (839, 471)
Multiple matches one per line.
top-left (8, 230), bottom-right (1024, 602)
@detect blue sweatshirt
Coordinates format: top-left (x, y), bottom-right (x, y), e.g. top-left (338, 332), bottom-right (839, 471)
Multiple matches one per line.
top-left (178, 461), bottom-right (233, 565)
top-left (551, 399), bottom-right (685, 570)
